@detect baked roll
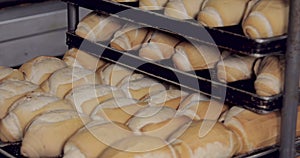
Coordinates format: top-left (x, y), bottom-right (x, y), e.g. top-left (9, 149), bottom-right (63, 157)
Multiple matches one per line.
top-left (144, 89), bottom-right (189, 109)
top-left (0, 92), bottom-right (73, 142)
top-left (139, 0), bottom-right (169, 10)
top-left (120, 77), bottom-right (166, 100)
top-left (179, 93), bottom-right (209, 108)
top-left (41, 67), bottom-right (102, 98)
top-left (64, 84), bottom-right (126, 115)
top-left (76, 12), bottom-right (123, 42)
top-left (126, 106), bottom-right (176, 133)
top-left (21, 110), bottom-right (91, 158)
top-left (242, 0), bottom-right (289, 39)
top-left (0, 66), bottom-right (24, 82)
top-left (116, 73), bottom-right (145, 87)
top-left (110, 23), bottom-right (150, 51)
top-left (178, 100), bottom-right (228, 121)
top-left (164, 0), bottom-right (204, 20)
top-left (97, 63), bottom-right (133, 86)
top-left (0, 80), bottom-right (39, 119)
top-left (169, 120), bottom-right (240, 158)
top-left (223, 106), bottom-right (300, 154)
top-left (63, 48), bottom-right (106, 71)
top-left (64, 121), bottom-right (132, 158)
top-left (217, 53), bottom-right (260, 83)
top-left (254, 56), bottom-right (284, 97)
top-left (98, 135), bottom-right (178, 158)
top-left (172, 41), bottom-right (221, 71)
top-left (197, 0), bottom-right (251, 27)
top-left (139, 30), bottom-right (180, 61)
top-left (91, 97), bottom-right (146, 124)
top-left (139, 116), bottom-right (192, 140)
top-left (19, 56), bottom-right (67, 85)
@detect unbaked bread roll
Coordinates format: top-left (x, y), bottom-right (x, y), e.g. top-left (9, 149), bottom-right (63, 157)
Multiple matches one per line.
top-left (164, 0), bottom-right (204, 20)
top-left (110, 23), bottom-right (150, 51)
top-left (19, 56), bottom-right (67, 85)
top-left (91, 97), bottom-right (146, 124)
top-left (144, 89), bottom-right (189, 109)
top-left (0, 66), bottom-right (24, 81)
top-left (178, 100), bottom-right (228, 121)
top-left (172, 41), bottom-right (221, 71)
top-left (242, 0), bottom-right (289, 39)
top-left (140, 116), bottom-right (192, 140)
top-left (120, 77), bottom-right (166, 100)
top-left (76, 12), bottom-right (123, 42)
top-left (139, 30), bottom-right (180, 61)
top-left (63, 48), bottom-right (106, 71)
top-left (64, 121), bottom-right (132, 158)
top-left (223, 106), bottom-right (300, 154)
top-left (127, 106), bottom-right (176, 133)
top-left (217, 53), bottom-right (260, 83)
top-left (169, 120), bottom-right (240, 158)
top-left (41, 67), bottom-right (101, 98)
top-left (21, 110), bottom-right (91, 158)
top-left (254, 56), bottom-right (284, 96)
top-left (97, 63), bottom-right (133, 86)
top-left (139, 0), bottom-right (169, 10)
top-left (64, 84), bottom-right (126, 115)
top-left (98, 135), bottom-right (178, 158)
top-left (0, 92), bottom-right (73, 142)
top-left (197, 0), bottom-right (250, 27)
top-left (0, 80), bottom-right (39, 119)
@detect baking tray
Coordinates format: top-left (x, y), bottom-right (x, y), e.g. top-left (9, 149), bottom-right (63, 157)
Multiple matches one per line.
top-left (62, 0), bottom-right (287, 56)
top-left (1, 139), bottom-right (300, 157)
top-left (66, 32), bottom-right (300, 114)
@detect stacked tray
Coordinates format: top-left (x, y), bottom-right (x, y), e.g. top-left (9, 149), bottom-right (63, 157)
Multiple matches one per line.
top-left (63, 0), bottom-right (287, 56)
top-left (67, 32), bottom-right (297, 114)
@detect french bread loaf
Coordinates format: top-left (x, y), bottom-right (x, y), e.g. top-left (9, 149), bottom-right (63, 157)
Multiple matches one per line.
top-left (21, 110), bottom-right (91, 158)
top-left (76, 12), bottom-right (123, 42)
top-left (63, 48), bottom-right (106, 71)
top-left (64, 84), bottom-right (126, 115)
top-left (19, 56), bottom-right (67, 85)
top-left (242, 0), bottom-right (289, 39)
top-left (0, 66), bottom-right (24, 82)
top-left (41, 67), bottom-right (102, 98)
top-left (0, 80), bottom-right (39, 119)
top-left (173, 41), bottom-right (221, 71)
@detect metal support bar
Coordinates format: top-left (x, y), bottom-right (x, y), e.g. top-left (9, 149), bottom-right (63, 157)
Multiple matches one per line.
top-left (280, 0), bottom-right (300, 157)
top-left (67, 2), bottom-right (79, 33)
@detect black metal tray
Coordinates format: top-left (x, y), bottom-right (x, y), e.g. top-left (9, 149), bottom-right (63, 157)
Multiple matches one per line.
top-left (66, 32), bottom-right (300, 114)
top-left (62, 0), bottom-right (287, 56)
top-left (2, 139), bottom-right (300, 158)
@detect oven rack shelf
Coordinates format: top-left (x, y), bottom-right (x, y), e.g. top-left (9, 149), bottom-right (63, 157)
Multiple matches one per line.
top-left (67, 32), bottom-right (298, 114)
top-left (63, 0), bottom-right (287, 56)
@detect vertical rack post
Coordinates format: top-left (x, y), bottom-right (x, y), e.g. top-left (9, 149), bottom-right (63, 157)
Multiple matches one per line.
top-left (67, 2), bottom-right (79, 33)
top-left (280, 0), bottom-right (300, 157)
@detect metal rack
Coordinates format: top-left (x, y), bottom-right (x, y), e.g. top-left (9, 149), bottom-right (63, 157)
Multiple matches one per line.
top-left (62, 0), bottom-right (300, 115)
top-left (63, 0), bottom-right (300, 157)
